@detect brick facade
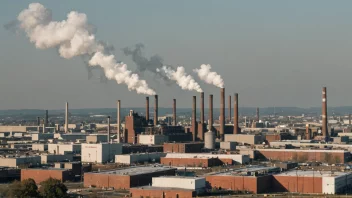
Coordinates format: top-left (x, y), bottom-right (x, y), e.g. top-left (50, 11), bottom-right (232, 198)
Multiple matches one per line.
top-left (163, 143), bottom-right (204, 153)
top-left (21, 169), bottom-right (74, 183)
top-left (273, 175), bottom-right (322, 193)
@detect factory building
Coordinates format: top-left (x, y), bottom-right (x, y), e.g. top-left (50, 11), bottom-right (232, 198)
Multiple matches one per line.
top-left (130, 176), bottom-right (205, 197)
top-left (163, 142), bottom-right (204, 153)
top-left (31, 133), bottom-right (54, 141)
top-left (86, 134), bottom-right (108, 143)
top-left (115, 153), bottom-right (166, 165)
top-left (0, 167), bottom-right (20, 182)
top-left (206, 166), bottom-right (280, 193)
top-left (21, 168), bottom-right (75, 183)
top-left (0, 156), bottom-right (41, 168)
top-left (81, 143), bottom-right (122, 163)
top-left (273, 171), bottom-right (352, 194)
top-left (84, 166), bottom-right (177, 189)
top-left (162, 153), bottom-right (250, 165)
top-left (220, 141), bottom-right (236, 151)
top-left (161, 156), bottom-right (232, 167)
top-left (256, 149), bottom-right (350, 163)
top-left (40, 154), bottom-right (73, 164)
top-left (138, 134), bottom-right (166, 145)
top-left (48, 143), bottom-right (81, 155)
top-left (225, 134), bottom-right (263, 145)
top-left (122, 145), bottom-right (163, 154)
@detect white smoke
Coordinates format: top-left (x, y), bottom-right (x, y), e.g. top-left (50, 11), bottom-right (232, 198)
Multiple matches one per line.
top-left (193, 64), bottom-right (224, 88)
top-left (158, 66), bottom-right (203, 92)
top-left (16, 3), bottom-right (155, 95)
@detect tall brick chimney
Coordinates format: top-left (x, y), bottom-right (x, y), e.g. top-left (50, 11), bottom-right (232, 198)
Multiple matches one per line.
top-left (322, 87), bottom-right (328, 138)
top-left (220, 88), bottom-right (225, 141)
top-left (192, 96), bottom-right (197, 141)
top-left (173, 99), bottom-right (176, 126)
top-left (233, 93), bottom-right (239, 134)
top-left (154, 95), bottom-right (158, 126)
top-left (228, 95), bottom-right (231, 123)
top-left (209, 94), bottom-right (213, 131)
top-left (117, 100), bottom-right (121, 143)
top-left (146, 97), bottom-right (149, 122)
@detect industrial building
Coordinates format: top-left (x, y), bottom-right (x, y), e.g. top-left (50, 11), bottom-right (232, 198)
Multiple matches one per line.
top-left (115, 153), bottom-right (166, 165)
top-left (48, 143), bottom-right (81, 155)
top-left (161, 156), bottom-right (232, 167)
top-left (273, 171), bottom-right (352, 194)
top-left (163, 142), bottom-right (204, 153)
top-left (138, 134), bottom-right (166, 145)
top-left (21, 168), bottom-right (75, 183)
top-left (32, 143), bottom-right (48, 151)
top-left (130, 176), bottom-right (205, 197)
top-left (162, 153), bottom-right (250, 165)
top-left (256, 149), bottom-right (350, 163)
top-left (81, 143), bottom-right (122, 163)
top-left (225, 134), bottom-right (263, 145)
top-left (205, 166), bottom-right (280, 194)
top-left (0, 167), bottom-right (20, 182)
top-left (84, 166), bottom-right (177, 189)
top-left (86, 134), bottom-right (108, 143)
top-left (0, 156), bottom-right (41, 168)
top-left (31, 133), bottom-right (54, 141)
top-left (40, 154), bottom-right (73, 164)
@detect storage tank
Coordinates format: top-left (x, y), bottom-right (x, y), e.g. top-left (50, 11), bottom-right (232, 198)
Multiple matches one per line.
top-left (204, 131), bottom-right (215, 149)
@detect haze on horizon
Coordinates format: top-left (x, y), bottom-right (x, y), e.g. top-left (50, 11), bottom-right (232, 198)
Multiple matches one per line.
top-left (0, 0), bottom-right (352, 110)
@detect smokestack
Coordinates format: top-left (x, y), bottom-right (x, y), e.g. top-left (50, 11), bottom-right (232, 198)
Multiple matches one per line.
top-left (154, 95), bottom-right (158, 126)
top-left (173, 99), bottom-right (176, 126)
top-left (65, 102), bottom-right (68, 133)
top-left (146, 97), bottom-right (149, 122)
top-left (256, 107), bottom-right (259, 122)
top-left (322, 87), bottom-right (328, 138)
top-left (228, 95), bottom-right (231, 124)
top-left (306, 124), bottom-right (311, 140)
top-left (107, 116), bottom-right (111, 143)
top-left (117, 100), bottom-right (121, 143)
top-left (349, 114), bottom-right (351, 126)
top-left (37, 117), bottom-right (40, 126)
top-left (45, 110), bottom-right (48, 125)
top-left (42, 119), bottom-right (45, 133)
top-left (220, 88), bottom-right (225, 141)
top-left (192, 96), bottom-right (197, 141)
top-left (200, 92), bottom-right (205, 140)
top-left (233, 93), bottom-right (239, 134)
top-left (209, 94), bottom-right (213, 131)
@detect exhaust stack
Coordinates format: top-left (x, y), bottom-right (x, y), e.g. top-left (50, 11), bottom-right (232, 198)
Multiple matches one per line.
top-left (173, 99), bottom-right (176, 126)
top-left (146, 97), bottom-right (149, 122)
top-left (228, 95), bottom-right (231, 123)
top-left (107, 116), bottom-right (111, 143)
top-left (209, 94), bottom-right (213, 131)
top-left (306, 124), bottom-right (311, 140)
top-left (220, 88), bottom-right (225, 141)
top-left (117, 100), bottom-right (121, 143)
top-left (322, 87), bottom-right (328, 138)
top-left (192, 96), bottom-right (197, 141)
top-left (349, 114), bottom-right (351, 125)
top-left (233, 93), bottom-right (239, 134)
top-left (37, 117), bottom-right (40, 126)
top-left (65, 102), bottom-right (68, 133)
top-left (154, 95), bottom-right (158, 126)
top-left (256, 107), bottom-right (260, 122)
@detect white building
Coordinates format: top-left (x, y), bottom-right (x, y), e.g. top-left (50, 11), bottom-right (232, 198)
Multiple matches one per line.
top-left (138, 134), bottom-right (167, 145)
top-left (81, 143), bottom-right (122, 163)
top-left (48, 143), bottom-right (81, 155)
top-left (152, 176), bottom-right (205, 193)
top-left (115, 153), bottom-right (166, 165)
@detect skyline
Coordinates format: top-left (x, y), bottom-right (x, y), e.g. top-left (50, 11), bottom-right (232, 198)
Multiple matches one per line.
top-left (1, 1), bottom-right (352, 109)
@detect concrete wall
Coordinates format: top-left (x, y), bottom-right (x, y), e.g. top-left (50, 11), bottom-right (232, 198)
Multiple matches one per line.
top-left (86, 135), bottom-right (108, 143)
top-left (0, 126), bottom-right (37, 132)
top-left (115, 153), bottom-right (166, 165)
top-left (40, 154), bottom-right (73, 164)
top-left (32, 133), bottom-right (54, 141)
top-left (220, 142), bottom-right (236, 151)
top-left (138, 134), bottom-right (167, 145)
top-left (32, 144), bottom-right (48, 151)
top-left (0, 156), bottom-right (41, 168)
top-left (48, 144), bottom-right (81, 155)
top-left (225, 134), bottom-right (263, 145)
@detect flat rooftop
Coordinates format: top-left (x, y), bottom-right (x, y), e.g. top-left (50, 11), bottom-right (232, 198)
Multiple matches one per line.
top-left (276, 170), bottom-right (351, 178)
top-left (257, 148), bottom-right (347, 153)
top-left (155, 176), bottom-right (204, 180)
top-left (206, 166), bottom-right (280, 176)
top-left (131, 186), bottom-right (194, 191)
top-left (87, 165), bottom-right (176, 176)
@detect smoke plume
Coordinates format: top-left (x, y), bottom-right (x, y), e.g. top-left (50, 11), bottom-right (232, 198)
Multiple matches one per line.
top-left (158, 66), bottom-right (203, 92)
top-left (15, 3), bottom-right (155, 95)
top-left (193, 64), bottom-right (224, 88)
top-left (123, 43), bottom-right (171, 84)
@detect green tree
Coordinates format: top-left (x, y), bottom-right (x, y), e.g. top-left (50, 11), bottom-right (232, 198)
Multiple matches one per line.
top-left (6, 179), bottom-right (39, 198)
top-left (39, 178), bottom-right (68, 198)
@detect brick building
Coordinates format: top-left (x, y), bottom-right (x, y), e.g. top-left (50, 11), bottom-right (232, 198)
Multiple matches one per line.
top-left (163, 142), bottom-right (204, 153)
top-left (161, 157), bottom-right (232, 167)
top-left (21, 168), bottom-right (74, 183)
top-left (205, 166), bottom-right (280, 193)
top-left (130, 186), bottom-right (195, 198)
top-left (162, 153), bottom-right (249, 165)
top-left (256, 149), bottom-right (350, 163)
top-left (84, 166), bottom-right (177, 189)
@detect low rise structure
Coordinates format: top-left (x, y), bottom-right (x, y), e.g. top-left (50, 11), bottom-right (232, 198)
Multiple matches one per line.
top-left (21, 168), bottom-right (74, 183)
top-left (138, 134), bottom-right (167, 145)
top-left (115, 153), bottom-right (166, 165)
top-left (48, 143), bottom-right (81, 155)
top-left (163, 142), bottom-right (204, 153)
top-left (162, 153), bottom-right (250, 165)
top-left (225, 134), bottom-right (263, 145)
top-left (0, 156), bottom-right (41, 168)
top-left (32, 143), bottom-right (48, 151)
top-left (40, 154), bottom-right (73, 164)
top-left (81, 143), bottom-right (122, 163)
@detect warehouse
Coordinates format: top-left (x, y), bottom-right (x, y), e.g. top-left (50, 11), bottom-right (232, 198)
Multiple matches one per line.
top-left (0, 156), bottom-right (41, 168)
top-left (40, 154), bottom-right (73, 164)
top-left (138, 134), bottom-right (167, 145)
top-left (161, 156), bottom-right (232, 167)
top-left (21, 168), bottom-right (74, 183)
top-left (273, 170), bottom-right (352, 194)
top-left (0, 167), bottom-right (20, 182)
top-left (81, 143), bottom-right (122, 163)
top-left (162, 153), bottom-right (250, 165)
top-left (224, 134), bottom-right (263, 145)
top-left (256, 149), bottom-right (350, 163)
top-left (86, 134), bottom-right (108, 143)
top-left (115, 153), bottom-right (166, 165)
top-left (48, 143), bottom-right (81, 155)
top-left (31, 133), bottom-right (54, 141)
top-left (84, 166), bottom-right (177, 189)
top-left (163, 142), bottom-right (204, 153)
top-left (130, 176), bottom-right (205, 197)
top-left (205, 166), bottom-right (280, 193)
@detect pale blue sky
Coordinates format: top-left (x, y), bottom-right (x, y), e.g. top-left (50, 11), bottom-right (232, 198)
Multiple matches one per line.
top-left (1, 1), bottom-right (352, 109)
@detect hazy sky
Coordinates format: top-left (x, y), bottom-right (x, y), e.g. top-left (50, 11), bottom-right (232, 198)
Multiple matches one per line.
top-left (1, 0), bottom-right (352, 110)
